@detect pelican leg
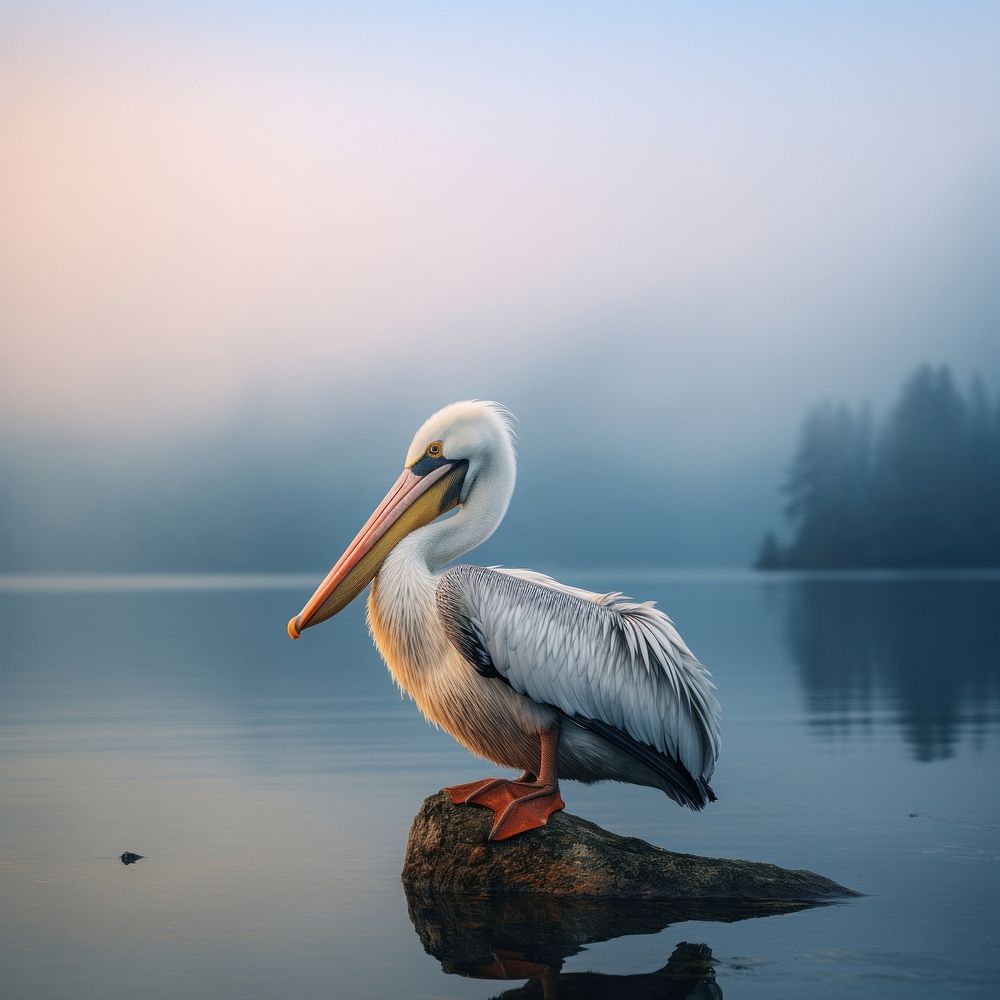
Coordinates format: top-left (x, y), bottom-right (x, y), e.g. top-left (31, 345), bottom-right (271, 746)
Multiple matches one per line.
top-left (487, 727), bottom-right (564, 840)
top-left (445, 728), bottom-right (565, 841)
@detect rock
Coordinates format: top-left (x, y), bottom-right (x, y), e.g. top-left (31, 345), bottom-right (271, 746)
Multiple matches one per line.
top-left (402, 792), bottom-right (860, 902)
top-left (120, 852), bottom-right (143, 865)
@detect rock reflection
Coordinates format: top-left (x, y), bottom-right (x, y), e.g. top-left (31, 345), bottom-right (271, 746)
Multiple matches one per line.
top-left (406, 886), bottom-right (816, 999)
top-left (787, 578), bottom-right (1000, 760)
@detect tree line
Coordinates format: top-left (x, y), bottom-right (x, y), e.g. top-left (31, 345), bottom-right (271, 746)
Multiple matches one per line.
top-left (757, 364), bottom-right (1000, 569)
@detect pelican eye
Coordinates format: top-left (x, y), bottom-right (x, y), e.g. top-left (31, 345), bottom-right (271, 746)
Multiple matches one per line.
top-left (410, 440), bottom-right (449, 476)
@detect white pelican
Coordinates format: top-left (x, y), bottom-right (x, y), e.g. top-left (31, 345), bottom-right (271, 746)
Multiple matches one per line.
top-left (288, 401), bottom-right (720, 840)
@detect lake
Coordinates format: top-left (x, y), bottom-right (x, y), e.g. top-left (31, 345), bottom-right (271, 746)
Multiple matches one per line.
top-left (1, 570), bottom-right (998, 999)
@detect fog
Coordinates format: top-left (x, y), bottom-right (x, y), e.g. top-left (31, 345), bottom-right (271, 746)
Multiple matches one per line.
top-left (2, 3), bottom-right (998, 571)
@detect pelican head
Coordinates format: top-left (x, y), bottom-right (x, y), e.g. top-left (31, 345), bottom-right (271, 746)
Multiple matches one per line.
top-left (287, 400), bottom-right (515, 639)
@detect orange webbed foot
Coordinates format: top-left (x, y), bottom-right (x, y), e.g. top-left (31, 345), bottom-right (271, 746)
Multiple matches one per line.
top-left (487, 784), bottom-right (564, 841)
top-left (446, 777), bottom-right (519, 805)
top-left (444, 777), bottom-right (565, 840)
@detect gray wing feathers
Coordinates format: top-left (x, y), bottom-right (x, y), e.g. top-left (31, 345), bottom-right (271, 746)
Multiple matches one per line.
top-left (436, 565), bottom-right (721, 784)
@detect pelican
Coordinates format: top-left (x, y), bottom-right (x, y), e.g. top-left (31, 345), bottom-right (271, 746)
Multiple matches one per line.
top-left (287, 401), bottom-right (720, 841)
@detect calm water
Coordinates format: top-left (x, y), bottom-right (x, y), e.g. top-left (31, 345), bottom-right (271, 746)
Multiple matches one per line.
top-left (1, 571), bottom-right (998, 999)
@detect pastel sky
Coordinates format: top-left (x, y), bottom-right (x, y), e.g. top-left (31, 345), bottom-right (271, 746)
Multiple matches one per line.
top-left (2, 2), bottom-right (999, 567)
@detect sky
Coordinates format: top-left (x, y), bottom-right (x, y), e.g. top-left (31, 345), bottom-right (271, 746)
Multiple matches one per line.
top-left (2, 2), bottom-right (998, 570)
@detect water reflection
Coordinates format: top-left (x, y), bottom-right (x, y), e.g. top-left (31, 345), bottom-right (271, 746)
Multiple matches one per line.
top-left (405, 886), bottom-right (822, 999)
top-left (787, 578), bottom-right (1000, 760)
top-left (484, 943), bottom-right (720, 1000)
top-left (3, 577), bottom-right (999, 999)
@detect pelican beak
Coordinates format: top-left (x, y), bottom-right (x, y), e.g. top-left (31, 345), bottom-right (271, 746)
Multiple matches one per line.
top-left (287, 460), bottom-right (467, 639)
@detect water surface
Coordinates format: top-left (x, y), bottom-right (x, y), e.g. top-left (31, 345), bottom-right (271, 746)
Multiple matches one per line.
top-left (1, 571), bottom-right (998, 998)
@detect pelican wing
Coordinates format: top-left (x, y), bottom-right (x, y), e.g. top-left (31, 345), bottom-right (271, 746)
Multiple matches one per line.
top-left (436, 565), bottom-right (721, 805)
